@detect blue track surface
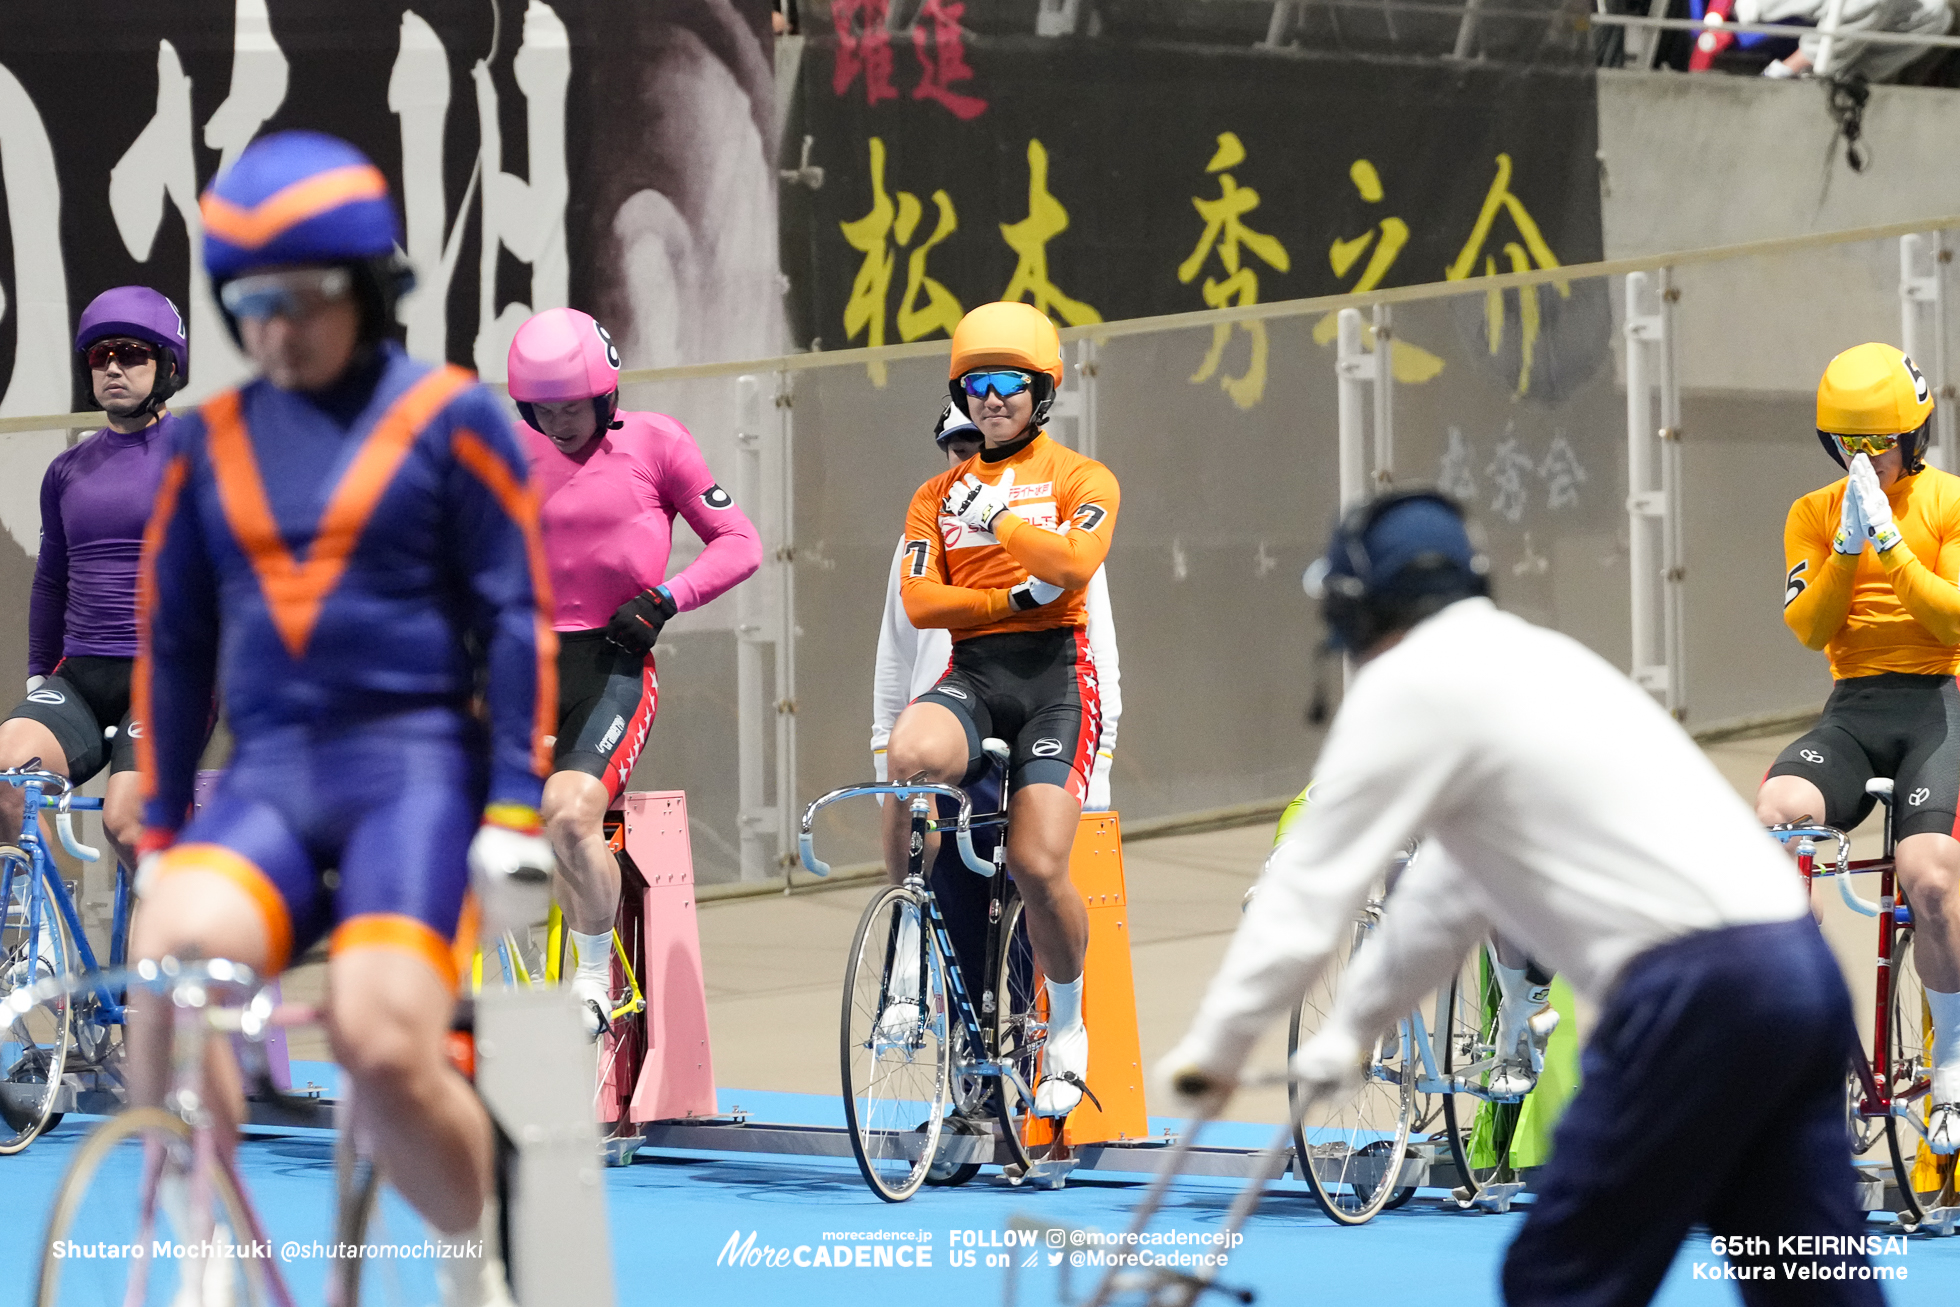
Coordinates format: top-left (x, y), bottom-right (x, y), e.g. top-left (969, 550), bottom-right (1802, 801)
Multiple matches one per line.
top-left (4, 1075), bottom-right (1953, 1306)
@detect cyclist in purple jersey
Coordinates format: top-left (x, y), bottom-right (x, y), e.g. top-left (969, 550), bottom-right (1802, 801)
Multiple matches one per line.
top-left (506, 306), bottom-right (760, 1031)
top-left (1, 285), bottom-right (188, 876)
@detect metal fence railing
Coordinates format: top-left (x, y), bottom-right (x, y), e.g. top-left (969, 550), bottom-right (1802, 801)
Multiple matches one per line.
top-left (4, 214), bottom-right (1956, 884)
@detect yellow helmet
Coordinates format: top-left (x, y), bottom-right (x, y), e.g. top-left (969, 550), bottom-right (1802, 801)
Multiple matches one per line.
top-left (1816, 343), bottom-right (1934, 472)
top-left (947, 302), bottom-right (1064, 429)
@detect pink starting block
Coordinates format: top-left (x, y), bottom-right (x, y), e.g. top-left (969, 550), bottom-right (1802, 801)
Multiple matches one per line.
top-left (607, 790), bottom-right (716, 1124)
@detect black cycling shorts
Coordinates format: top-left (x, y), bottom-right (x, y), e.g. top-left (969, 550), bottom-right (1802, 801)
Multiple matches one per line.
top-left (1766, 672), bottom-right (1960, 840)
top-left (915, 627), bottom-right (1102, 804)
top-left (552, 630), bottom-right (657, 802)
top-left (4, 655), bottom-right (137, 783)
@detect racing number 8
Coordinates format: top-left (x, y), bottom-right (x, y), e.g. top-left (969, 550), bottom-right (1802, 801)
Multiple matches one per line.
top-left (902, 539), bottom-right (931, 578)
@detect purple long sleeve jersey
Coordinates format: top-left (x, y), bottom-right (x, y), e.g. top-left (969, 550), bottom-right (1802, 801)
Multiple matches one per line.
top-left (29, 420), bottom-right (176, 675)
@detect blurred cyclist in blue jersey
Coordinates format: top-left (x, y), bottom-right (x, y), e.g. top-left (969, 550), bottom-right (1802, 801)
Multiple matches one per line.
top-left (130, 131), bottom-right (554, 1307)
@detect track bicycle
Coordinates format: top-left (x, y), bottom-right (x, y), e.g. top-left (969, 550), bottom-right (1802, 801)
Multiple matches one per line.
top-left (1, 762), bottom-right (117, 1152)
top-left (1283, 857), bottom-right (1538, 1223)
top-left (466, 816), bottom-right (649, 1142)
top-left (19, 957), bottom-right (514, 1307)
top-left (1769, 775), bottom-right (1958, 1231)
top-left (800, 739), bottom-right (1053, 1202)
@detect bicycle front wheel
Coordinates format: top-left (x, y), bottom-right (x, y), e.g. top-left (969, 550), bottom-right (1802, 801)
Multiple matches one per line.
top-left (1883, 929), bottom-right (1943, 1225)
top-left (840, 885), bottom-right (951, 1202)
top-left (990, 888), bottom-right (1039, 1176)
top-left (1287, 915), bottom-right (1416, 1225)
top-left (2, 882), bottom-right (74, 1154)
top-left (38, 1107), bottom-right (271, 1307)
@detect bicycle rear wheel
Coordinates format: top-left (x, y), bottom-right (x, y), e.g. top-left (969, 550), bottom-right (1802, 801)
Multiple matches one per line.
top-left (1440, 954), bottom-right (1521, 1207)
top-left (1287, 912), bottom-right (1416, 1225)
top-left (840, 885), bottom-right (951, 1202)
top-left (2, 878), bottom-right (74, 1154)
top-left (37, 1107), bottom-right (271, 1306)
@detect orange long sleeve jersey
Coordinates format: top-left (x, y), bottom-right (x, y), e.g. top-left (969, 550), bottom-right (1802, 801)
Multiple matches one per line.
top-left (1782, 466), bottom-right (1960, 678)
top-left (900, 433), bottom-right (1119, 639)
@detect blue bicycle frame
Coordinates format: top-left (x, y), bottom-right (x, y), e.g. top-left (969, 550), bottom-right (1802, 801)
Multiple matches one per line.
top-left (0, 771), bottom-right (123, 1023)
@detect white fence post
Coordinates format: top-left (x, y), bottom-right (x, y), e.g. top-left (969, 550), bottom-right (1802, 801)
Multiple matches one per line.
top-left (1900, 231), bottom-right (1953, 472)
top-left (1625, 270), bottom-right (1686, 720)
top-left (1335, 307), bottom-right (1375, 510)
top-left (733, 372), bottom-right (799, 882)
top-left (1371, 303), bottom-right (1395, 488)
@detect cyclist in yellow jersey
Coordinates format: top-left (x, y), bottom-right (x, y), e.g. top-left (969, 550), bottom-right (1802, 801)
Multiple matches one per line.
top-left (1759, 342), bottom-right (1960, 1152)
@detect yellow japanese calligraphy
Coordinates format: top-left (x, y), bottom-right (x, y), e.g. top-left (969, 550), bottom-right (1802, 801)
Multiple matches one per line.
top-left (1313, 159), bottom-right (1443, 385)
top-left (1446, 153), bottom-right (1566, 398)
top-left (840, 137), bottom-right (965, 385)
top-left (1000, 140), bottom-right (1102, 327)
top-left (896, 189), bottom-right (963, 344)
top-left (1178, 132), bottom-right (1290, 409)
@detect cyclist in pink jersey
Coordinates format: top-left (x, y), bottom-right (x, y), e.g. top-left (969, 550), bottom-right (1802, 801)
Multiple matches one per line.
top-left (508, 307), bottom-right (760, 1029)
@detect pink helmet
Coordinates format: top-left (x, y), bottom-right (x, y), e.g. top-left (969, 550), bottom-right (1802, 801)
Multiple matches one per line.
top-left (507, 307), bottom-right (622, 432)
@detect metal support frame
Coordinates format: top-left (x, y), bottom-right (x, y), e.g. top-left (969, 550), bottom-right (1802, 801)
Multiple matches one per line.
top-left (1334, 306), bottom-right (1395, 511)
top-left (1624, 269), bottom-right (1686, 720)
top-left (1047, 337), bottom-right (1100, 459)
top-left (1900, 231), bottom-right (1954, 472)
top-left (1814, 0), bottom-right (1850, 77)
top-left (735, 372), bottom-right (799, 882)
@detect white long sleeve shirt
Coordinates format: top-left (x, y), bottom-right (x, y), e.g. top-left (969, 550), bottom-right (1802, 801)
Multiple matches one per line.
top-left (870, 537), bottom-right (1123, 806)
top-left (1185, 597), bottom-right (1808, 1072)
top-left (1739, 0), bottom-right (1950, 79)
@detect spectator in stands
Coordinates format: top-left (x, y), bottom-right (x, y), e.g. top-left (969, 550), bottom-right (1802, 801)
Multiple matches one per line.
top-left (1737, 0), bottom-right (1951, 81)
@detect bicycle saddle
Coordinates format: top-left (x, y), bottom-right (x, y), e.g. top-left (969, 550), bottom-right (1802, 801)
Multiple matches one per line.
top-left (982, 737), bottom-right (1011, 768)
top-left (1865, 778), bottom-right (1895, 803)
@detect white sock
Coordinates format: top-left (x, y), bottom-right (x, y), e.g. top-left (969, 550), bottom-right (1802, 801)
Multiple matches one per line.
top-left (1928, 986), bottom-right (1960, 1104)
top-left (570, 931), bottom-right (611, 989)
top-left (1045, 975), bottom-right (1084, 1033)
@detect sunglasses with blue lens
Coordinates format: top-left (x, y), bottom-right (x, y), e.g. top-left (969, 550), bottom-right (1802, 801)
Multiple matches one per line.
top-left (959, 369), bottom-right (1035, 400)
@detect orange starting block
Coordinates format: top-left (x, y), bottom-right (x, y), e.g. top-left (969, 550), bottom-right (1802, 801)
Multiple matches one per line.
top-left (1024, 812), bottom-right (1148, 1149)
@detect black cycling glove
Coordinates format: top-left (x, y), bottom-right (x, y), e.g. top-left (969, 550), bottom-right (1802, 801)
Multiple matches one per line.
top-left (606, 587), bottom-right (677, 655)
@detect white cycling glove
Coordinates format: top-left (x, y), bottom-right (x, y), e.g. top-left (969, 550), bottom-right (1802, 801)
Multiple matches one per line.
top-left (1289, 1026), bottom-right (1366, 1106)
top-left (468, 804), bottom-right (556, 940)
top-left (943, 470), bottom-right (1014, 534)
top-left (1833, 475), bottom-right (1867, 555)
top-left (1152, 1033), bottom-right (1238, 1119)
top-left (1848, 453), bottom-right (1903, 554)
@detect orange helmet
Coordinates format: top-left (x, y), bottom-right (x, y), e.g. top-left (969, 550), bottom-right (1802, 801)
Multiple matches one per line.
top-left (947, 302), bottom-right (1064, 429)
top-left (1815, 343), bottom-right (1935, 473)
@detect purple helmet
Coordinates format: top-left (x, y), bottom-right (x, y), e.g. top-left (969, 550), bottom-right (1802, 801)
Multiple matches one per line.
top-left (76, 287), bottom-right (189, 410)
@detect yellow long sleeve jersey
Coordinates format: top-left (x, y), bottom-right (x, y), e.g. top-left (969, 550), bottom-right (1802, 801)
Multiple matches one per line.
top-left (1782, 466), bottom-right (1960, 677)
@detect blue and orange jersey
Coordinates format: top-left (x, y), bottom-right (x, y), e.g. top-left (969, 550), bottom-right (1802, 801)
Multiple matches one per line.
top-left (136, 344), bottom-right (557, 833)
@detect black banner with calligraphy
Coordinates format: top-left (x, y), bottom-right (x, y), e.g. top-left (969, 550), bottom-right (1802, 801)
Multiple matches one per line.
top-left (782, 28), bottom-right (1606, 393)
top-left (0, 0), bottom-right (777, 417)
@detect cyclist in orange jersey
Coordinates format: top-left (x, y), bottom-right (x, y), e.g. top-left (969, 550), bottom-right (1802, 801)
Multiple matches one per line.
top-left (1759, 343), bottom-right (1960, 1152)
top-left (884, 302), bottom-right (1118, 1118)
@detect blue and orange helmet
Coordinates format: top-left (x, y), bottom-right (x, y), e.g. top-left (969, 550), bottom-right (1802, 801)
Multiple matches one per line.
top-left (199, 131), bottom-right (413, 342)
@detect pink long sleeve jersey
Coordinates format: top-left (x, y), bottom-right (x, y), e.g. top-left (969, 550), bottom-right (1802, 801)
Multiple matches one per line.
top-left (522, 410), bottom-right (761, 630)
